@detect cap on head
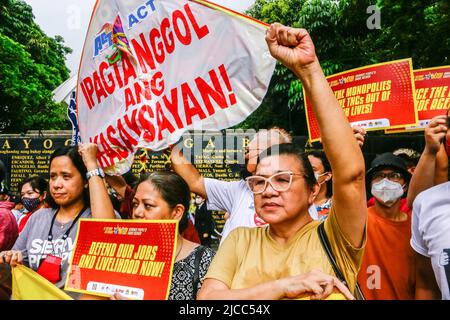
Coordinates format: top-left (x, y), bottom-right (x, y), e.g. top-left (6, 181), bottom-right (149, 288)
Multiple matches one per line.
top-left (392, 148), bottom-right (420, 159)
top-left (393, 148), bottom-right (420, 168)
top-left (366, 152), bottom-right (411, 184)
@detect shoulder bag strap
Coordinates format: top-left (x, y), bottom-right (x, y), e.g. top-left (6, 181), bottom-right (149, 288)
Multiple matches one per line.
top-left (192, 246), bottom-right (206, 299)
top-left (317, 222), bottom-right (365, 300)
top-left (318, 222), bottom-right (348, 285)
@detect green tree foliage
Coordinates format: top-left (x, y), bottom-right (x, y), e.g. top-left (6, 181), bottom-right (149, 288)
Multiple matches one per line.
top-left (0, 0), bottom-right (72, 133)
top-left (365, 0), bottom-right (450, 68)
top-left (236, 0), bottom-right (450, 135)
top-left (242, 0), bottom-right (310, 133)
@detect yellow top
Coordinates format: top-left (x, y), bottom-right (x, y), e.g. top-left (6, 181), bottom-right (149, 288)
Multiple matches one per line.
top-left (205, 207), bottom-right (365, 298)
top-left (297, 292), bottom-right (347, 300)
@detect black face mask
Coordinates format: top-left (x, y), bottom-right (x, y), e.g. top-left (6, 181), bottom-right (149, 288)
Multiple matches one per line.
top-left (22, 197), bottom-right (42, 212)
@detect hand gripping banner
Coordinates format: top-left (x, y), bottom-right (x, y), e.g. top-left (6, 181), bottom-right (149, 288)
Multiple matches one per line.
top-left (77, 0), bottom-right (275, 174)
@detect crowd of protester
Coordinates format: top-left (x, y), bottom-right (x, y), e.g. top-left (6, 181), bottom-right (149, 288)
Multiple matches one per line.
top-left (1, 23), bottom-right (449, 300)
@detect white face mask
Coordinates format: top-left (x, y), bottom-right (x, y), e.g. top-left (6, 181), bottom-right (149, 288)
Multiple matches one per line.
top-left (371, 178), bottom-right (404, 207)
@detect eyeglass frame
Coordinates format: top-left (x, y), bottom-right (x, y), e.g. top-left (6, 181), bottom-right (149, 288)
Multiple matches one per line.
top-left (314, 171), bottom-right (331, 179)
top-left (245, 171), bottom-right (308, 194)
top-left (371, 171), bottom-right (404, 182)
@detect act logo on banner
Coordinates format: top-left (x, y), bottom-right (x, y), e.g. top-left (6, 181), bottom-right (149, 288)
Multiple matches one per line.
top-left (77, 0), bottom-right (276, 174)
top-left (385, 65), bottom-right (450, 134)
top-left (65, 219), bottom-right (178, 300)
top-left (304, 58), bottom-right (418, 142)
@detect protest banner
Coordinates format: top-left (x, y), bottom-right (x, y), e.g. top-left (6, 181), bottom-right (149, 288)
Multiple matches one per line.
top-left (77, 0), bottom-right (275, 174)
top-left (385, 65), bottom-right (450, 134)
top-left (65, 219), bottom-right (178, 300)
top-left (304, 59), bottom-right (418, 142)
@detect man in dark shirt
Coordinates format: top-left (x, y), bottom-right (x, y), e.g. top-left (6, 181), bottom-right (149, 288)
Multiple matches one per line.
top-left (194, 195), bottom-right (216, 248)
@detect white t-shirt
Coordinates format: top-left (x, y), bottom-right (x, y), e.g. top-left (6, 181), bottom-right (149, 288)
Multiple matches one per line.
top-left (205, 179), bottom-right (265, 244)
top-left (204, 178), bottom-right (318, 245)
top-left (411, 181), bottom-right (450, 300)
top-left (12, 209), bottom-right (26, 222)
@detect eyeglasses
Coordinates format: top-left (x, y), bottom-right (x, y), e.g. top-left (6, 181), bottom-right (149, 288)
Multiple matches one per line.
top-left (372, 171), bottom-right (404, 182)
top-left (314, 171), bottom-right (330, 180)
top-left (245, 171), bottom-right (306, 194)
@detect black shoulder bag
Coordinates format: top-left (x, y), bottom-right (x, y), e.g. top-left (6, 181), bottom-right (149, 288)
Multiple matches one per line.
top-left (318, 222), bottom-right (365, 300)
top-left (192, 246), bottom-right (206, 300)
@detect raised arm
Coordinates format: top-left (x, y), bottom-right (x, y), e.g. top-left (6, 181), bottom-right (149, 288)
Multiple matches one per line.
top-left (170, 145), bottom-right (207, 199)
top-left (78, 143), bottom-right (115, 219)
top-left (434, 143), bottom-right (448, 185)
top-left (265, 23), bottom-right (366, 247)
top-left (407, 115), bottom-right (448, 207)
top-left (105, 174), bottom-right (128, 198)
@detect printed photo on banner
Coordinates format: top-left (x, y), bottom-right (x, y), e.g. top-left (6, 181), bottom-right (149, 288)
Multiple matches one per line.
top-left (304, 59), bottom-right (418, 142)
top-left (76, 0), bottom-right (275, 175)
top-left (65, 219), bottom-right (178, 300)
top-left (385, 65), bottom-right (450, 134)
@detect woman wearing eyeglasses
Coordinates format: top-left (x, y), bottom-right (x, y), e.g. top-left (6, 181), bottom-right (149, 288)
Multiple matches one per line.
top-left (197, 23), bottom-right (367, 300)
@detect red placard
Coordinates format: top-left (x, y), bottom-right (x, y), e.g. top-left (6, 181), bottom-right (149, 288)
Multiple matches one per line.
top-left (65, 219), bottom-right (177, 300)
top-left (385, 66), bottom-right (450, 133)
top-left (304, 59), bottom-right (418, 142)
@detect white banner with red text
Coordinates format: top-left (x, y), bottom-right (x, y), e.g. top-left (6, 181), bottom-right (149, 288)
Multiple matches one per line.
top-left (77, 0), bottom-right (275, 174)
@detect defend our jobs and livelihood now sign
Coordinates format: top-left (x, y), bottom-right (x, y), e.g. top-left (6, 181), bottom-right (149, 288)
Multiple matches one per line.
top-left (304, 59), bottom-right (418, 142)
top-left (77, 0), bottom-right (276, 175)
top-left (65, 219), bottom-right (178, 300)
top-left (385, 65), bottom-right (450, 134)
